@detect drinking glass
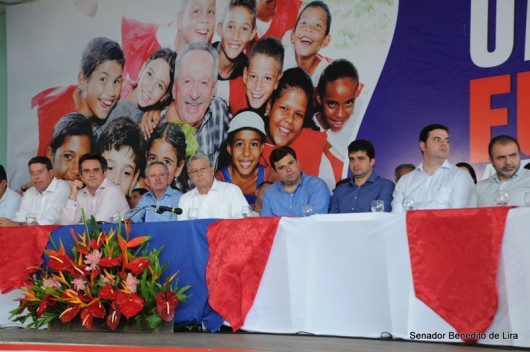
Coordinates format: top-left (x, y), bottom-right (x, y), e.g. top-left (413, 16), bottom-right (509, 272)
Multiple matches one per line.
top-left (371, 200), bottom-right (385, 213)
top-left (26, 213), bottom-right (37, 226)
top-left (524, 192), bottom-right (530, 207)
top-left (402, 197), bottom-right (415, 211)
top-left (302, 203), bottom-right (314, 217)
top-left (241, 206), bottom-right (251, 218)
top-left (495, 189), bottom-right (509, 206)
top-left (109, 212), bottom-right (120, 223)
top-left (188, 208), bottom-right (199, 220)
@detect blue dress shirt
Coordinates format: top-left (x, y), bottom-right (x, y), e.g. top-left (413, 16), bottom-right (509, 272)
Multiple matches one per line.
top-left (129, 187), bottom-right (182, 222)
top-left (261, 174), bottom-right (330, 217)
top-left (329, 172), bottom-right (395, 213)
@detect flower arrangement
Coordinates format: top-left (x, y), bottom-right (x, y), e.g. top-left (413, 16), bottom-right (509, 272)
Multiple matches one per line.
top-left (9, 215), bottom-right (190, 331)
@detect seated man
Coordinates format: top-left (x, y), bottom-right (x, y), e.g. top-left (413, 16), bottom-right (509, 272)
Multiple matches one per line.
top-left (0, 156), bottom-right (69, 226)
top-left (0, 164), bottom-right (22, 220)
top-left (468, 135), bottom-right (530, 207)
top-left (61, 154), bottom-right (129, 225)
top-left (392, 123), bottom-right (474, 212)
top-left (329, 140), bottom-right (394, 213)
top-left (261, 146), bottom-right (330, 216)
top-left (178, 153), bottom-right (248, 220)
top-left (394, 163), bottom-right (415, 183)
top-left (129, 162), bottom-right (182, 222)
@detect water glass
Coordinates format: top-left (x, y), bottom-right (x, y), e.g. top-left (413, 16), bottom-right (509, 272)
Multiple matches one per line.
top-left (188, 208), bottom-right (199, 220)
top-left (109, 212), bottom-right (120, 223)
top-left (402, 197), bottom-right (415, 211)
top-left (26, 213), bottom-right (37, 226)
top-left (302, 203), bottom-right (314, 217)
top-left (524, 192), bottom-right (530, 207)
top-left (495, 189), bottom-right (509, 206)
top-left (371, 200), bottom-right (385, 213)
top-left (241, 206), bottom-right (251, 218)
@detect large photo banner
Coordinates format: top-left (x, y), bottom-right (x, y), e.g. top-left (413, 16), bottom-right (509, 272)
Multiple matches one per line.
top-left (5, 0), bottom-right (530, 196)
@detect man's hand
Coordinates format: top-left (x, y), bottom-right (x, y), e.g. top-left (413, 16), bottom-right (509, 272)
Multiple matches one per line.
top-left (140, 109), bottom-right (162, 140)
top-left (0, 217), bottom-right (21, 227)
top-left (68, 179), bottom-right (85, 200)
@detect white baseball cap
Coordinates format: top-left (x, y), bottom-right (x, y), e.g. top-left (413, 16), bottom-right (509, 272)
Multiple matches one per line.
top-left (227, 110), bottom-right (266, 136)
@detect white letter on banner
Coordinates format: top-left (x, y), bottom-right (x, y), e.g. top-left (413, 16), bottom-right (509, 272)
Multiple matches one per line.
top-left (470, 0), bottom-right (515, 68)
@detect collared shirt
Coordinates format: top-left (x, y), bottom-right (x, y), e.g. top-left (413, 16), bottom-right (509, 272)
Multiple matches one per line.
top-left (129, 187), bottom-right (182, 222)
top-left (0, 187), bottom-right (22, 219)
top-left (178, 179), bottom-right (248, 220)
top-left (329, 172), bottom-right (395, 213)
top-left (261, 174), bottom-right (331, 217)
top-left (468, 168), bottom-right (530, 207)
top-left (391, 160), bottom-right (474, 212)
top-left (14, 177), bottom-right (70, 225)
top-left (61, 178), bottom-right (130, 225)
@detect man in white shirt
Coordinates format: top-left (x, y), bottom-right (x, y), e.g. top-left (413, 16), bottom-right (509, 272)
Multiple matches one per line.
top-left (0, 164), bottom-right (21, 220)
top-left (178, 153), bottom-right (248, 220)
top-left (61, 154), bottom-right (129, 225)
top-left (392, 123), bottom-right (474, 212)
top-left (468, 135), bottom-right (530, 207)
top-left (0, 157), bottom-right (69, 226)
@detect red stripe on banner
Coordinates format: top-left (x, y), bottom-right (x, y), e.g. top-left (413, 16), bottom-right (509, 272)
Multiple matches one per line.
top-left (206, 217), bottom-right (281, 331)
top-left (406, 207), bottom-right (511, 343)
top-left (0, 225), bottom-right (60, 293)
top-left (0, 343), bottom-right (249, 352)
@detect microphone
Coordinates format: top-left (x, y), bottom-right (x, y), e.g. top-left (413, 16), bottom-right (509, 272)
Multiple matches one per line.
top-left (152, 205), bottom-right (183, 215)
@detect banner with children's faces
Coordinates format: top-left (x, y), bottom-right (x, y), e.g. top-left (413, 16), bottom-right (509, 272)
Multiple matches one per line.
top-left (5, 0), bottom-right (529, 195)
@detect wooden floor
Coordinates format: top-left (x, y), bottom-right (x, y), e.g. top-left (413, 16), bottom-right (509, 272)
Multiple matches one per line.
top-left (0, 328), bottom-right (523, 352)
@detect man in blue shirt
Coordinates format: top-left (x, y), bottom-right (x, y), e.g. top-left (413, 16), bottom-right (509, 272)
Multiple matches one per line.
top-left (129, 162), bottom-right (182, 222)
top-left (261, 146), bottom-right (330, 216)
top-left (330, 139), bottom-right (394, 213)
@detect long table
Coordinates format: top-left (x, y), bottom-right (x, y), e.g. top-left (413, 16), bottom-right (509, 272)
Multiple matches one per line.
top-left (0, 208), bottom-right (528, 347)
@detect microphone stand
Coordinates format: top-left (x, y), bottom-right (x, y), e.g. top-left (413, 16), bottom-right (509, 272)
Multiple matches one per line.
top-left (121, 206), bottom-right (159, 222)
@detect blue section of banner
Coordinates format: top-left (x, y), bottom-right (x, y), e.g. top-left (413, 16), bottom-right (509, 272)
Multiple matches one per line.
top-left (360, 0), bottom-right (530, 180)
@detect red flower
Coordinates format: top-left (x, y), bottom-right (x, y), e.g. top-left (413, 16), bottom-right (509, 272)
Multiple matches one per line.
top-left (80, 308), bottom-right (94, 330)
top-left (86, 301), bottom-right (106, 319)
top-left (99, 256), bottom-right (122, 268)
top-left (106, 302), bottom-right (121, 331)
top-left (48, 254), bottom-right (73, 272)
top-left (98, 285), bottom-right (117, 300)
top-left (89, 233), bottom-right (106, 250)
top-left (115, 291), bottom-right (144, 319)
top-left (59, 305), bottom-right (81, 323)
top-left (36, 294), bottom-right (54, 318)
top-left (125, 257), bottom-right (150, 275)
top-left (155, 291), bottom-right (178, 322)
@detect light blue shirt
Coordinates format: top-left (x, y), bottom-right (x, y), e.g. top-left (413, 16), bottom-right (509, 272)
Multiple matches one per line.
top-left (129, 187), bottom-right (182, 222)
top-left (261, 174), bottom-right (330, 217)
top-left (0, 187), bottom-right (22, 219)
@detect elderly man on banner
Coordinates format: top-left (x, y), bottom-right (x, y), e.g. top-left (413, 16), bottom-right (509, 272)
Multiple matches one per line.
top-left (261, 146), bottom-right (330, 217)
top-left (61, 154), bottom-right (129, 225)
top-left (178, 153), bottom-right (248, 220)
top-left (144, 42), bottom-right (231, 167)
top-left (0, 156), bottom-right (69, 227)
top-left (129, 161), bottom-right (183, 222)
top-left (468, 135), bottom-right (530, 207)
top-left (391, 123), bottom-right (474, 212)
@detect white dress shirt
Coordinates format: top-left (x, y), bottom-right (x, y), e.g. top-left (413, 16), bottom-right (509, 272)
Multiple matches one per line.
top-left (468, 168), bottom-right (530, 207)
top-left (14, 177), bottom-right (70, 225)
top-left (392, 160), bottom-right (474, 212)
top-left (61, 178), bottom-right (130, 225)
top-left (178, 179), bottom-right (249, 220)
top-left (0, 187), bottom-right (22, 219)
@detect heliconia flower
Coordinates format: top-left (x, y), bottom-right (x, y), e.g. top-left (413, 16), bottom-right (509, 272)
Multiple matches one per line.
top-left (42, 277), bottom-right (61, 289)
top-left (98, 285), bottom-right (117, 300)
top-left (80, 308), bottom-right (94, 330)
top-left (59, 305), bottom-right (81, 323)
top-left (72, 277), bottom-right (86, 291)
top-left (86, 300), bottom-right (106, 319)
top-left (106, 302), bottom-right (121, 331)
top-left (115, 291), bottom-right (144, 319)
top-left (84, 250), bottom-right (102, 271)
top-left (155, 291), bottom-right (179, 322)
top-left (125, 257), bottom-right (150, 275)
top-left (48, 254), bottom-right (73, 272)
top-left (124, 273), bottom-right (140, 293)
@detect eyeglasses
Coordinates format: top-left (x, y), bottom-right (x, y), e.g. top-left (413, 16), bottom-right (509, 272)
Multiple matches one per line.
top-left (188, 166), bottom-right (211, 176)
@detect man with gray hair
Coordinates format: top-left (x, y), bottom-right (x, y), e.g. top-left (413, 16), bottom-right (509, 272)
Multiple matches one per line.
top-left (178, 153), bottom-right (248, 219)
top-left (129, 161), bottom-right (183, 222)
top-left (145, 42), bottom-right (231, 166)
